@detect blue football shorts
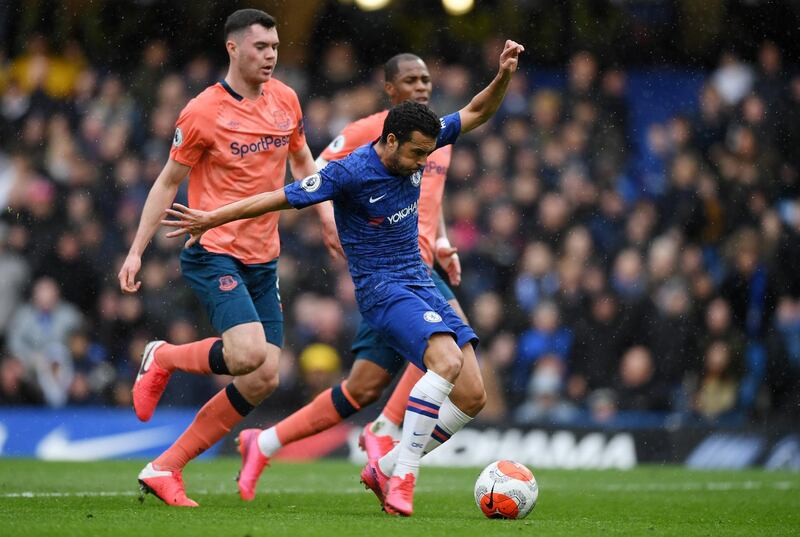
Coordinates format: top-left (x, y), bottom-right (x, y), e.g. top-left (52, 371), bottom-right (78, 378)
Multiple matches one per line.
top-left (179, 242), bottom-right (283, 346)
top-left (357, 280), bottom-right (477, 372)
top-left (351, 269), bottom-right (458, 373)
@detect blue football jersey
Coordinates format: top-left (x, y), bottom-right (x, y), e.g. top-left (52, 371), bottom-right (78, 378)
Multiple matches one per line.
top-left (285, 112), bottom-right (461, 311)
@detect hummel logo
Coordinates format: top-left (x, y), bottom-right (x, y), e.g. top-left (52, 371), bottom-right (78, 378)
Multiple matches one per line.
top-left (369, 194), bottom-right (387, 203)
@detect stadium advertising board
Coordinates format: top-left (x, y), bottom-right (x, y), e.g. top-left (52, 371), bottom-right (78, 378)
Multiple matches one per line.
top-left (0, 408), bottom-right (221, 460)
top-left (1, 408), bottom-right (797, 470)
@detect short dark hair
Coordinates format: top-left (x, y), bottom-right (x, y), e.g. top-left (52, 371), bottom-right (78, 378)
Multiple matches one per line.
top-left (381, 100), bottom-right (441, 145)
top-left (384, 53), bottom-right (423, 82)
top-left (224, 9), bottom-right (276, 39)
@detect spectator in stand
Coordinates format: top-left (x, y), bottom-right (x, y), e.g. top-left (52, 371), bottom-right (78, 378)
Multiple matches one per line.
top-left (470, 292), bottom-right (513, 423)
top-left (7, 35), bottom-right (85, 101)
top-left (721, 228), bottom-right (777, 339)
top-left (298, 343), bottom-right (342, 401)
top-left (693, 341), bottom-right (740, 420)
top-left (643, 280), bottom-right (697, 384)
top-left (513, 241), bottom-right (558, 316)
top-left (314, 41), bottom-right (361, 97)
top-left (712, 51), bottom-right (754, 108)
top-left (753, 41), bottom-right (786, 112)
top-left (514, 354), bottom-right (577, 425)
top-left (129, 40), bottom-right (170, 112)
top-left (0, 355), bottom-right (42, 404)
top-left (0, 223), bottom-right (30, 339)
top-left (37, 229), bottom-right (100, 316)
top-left (7, 277), bottom-right (82, 375)
top-left (611, 248), bottom-right (647, 304)
top-left (511, 301), bottom-right (572, 404)
top-left (565, 51), bottom-right (599, 106)
top-left (700, 297), bottom-right (746, 363)
top-left (613, 346), bottom-right (670, 412)
top-left (66, 328), bottom-right (112, 405)
top-left (569, 292), bottom-right (632, 402)
top-left (660, 153), bottom-right (706, 240)
top-left (766, 297), bottom-right (800, 416)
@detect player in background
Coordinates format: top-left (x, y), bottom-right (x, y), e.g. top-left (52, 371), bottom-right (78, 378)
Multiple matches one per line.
top-left (163, 40), bottom-right (524, 516)
top-left (116, 9), bottom-right (341, 507)
top-left (233, 53), bottom-right (472, 502)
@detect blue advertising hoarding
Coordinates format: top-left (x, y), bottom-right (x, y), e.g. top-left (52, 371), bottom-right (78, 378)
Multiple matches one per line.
top-left (0, 407), bottom-right (220, 460)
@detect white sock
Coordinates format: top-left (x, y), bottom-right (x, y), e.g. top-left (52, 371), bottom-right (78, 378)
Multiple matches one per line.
top-left (379, 370), bottom-right (453, 479)
top-left (256, 427), bottom-right (282, 457)
top-left (423, 397), bottom-right (473, 455)
top-left (370, 412), bottom-right (401, 440)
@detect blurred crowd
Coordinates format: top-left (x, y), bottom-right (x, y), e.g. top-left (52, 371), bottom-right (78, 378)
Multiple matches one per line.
top-left (0, 34), bottom-right (798, 428)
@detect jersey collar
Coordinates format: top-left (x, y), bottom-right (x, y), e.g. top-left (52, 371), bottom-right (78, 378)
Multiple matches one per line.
top-left (219, 79), bottom-right (243, 101)
top-left (219, 79), bottom-right (265, 102)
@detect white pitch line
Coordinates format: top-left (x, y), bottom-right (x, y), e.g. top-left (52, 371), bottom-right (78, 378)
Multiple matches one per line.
top-left (0, 487), bottom-right (366, 498)
top-left (0, 481), bottom-right (796, 499)
top-left (1, 491), bottom-right (141, 498)
top-left (572, 480), bottom-right (797, 492)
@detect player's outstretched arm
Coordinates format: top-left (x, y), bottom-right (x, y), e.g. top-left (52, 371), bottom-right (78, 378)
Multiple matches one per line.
top-left (458, 39), bottom-right (525, 134)
top-left (162, 188), bottom-right (292, 247)
top-left (118, 158), bottom-right (189, 293)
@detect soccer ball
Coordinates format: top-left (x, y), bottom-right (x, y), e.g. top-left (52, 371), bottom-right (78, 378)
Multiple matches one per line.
top-left (474, 460), bottom-right (538, 519)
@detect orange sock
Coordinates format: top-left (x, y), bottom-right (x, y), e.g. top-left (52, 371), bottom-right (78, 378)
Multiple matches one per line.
top-left (154, 338), bottom-right (222, 374)
top-left (383, 365), bottom-right (424, 426)
top-left (154, 384), bottom-right (251, 471)
top-left (275, 384), bottom-right (359, 446)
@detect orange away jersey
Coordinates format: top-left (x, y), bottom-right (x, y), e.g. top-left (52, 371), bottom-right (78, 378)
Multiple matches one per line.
top-left (319, 110), bottom-right (452, 266)
top-left (170, 79), bottom-right (306, 264)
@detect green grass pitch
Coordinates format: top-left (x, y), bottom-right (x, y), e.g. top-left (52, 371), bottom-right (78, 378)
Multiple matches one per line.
top-left (0, 459), bottom-right (798, 536)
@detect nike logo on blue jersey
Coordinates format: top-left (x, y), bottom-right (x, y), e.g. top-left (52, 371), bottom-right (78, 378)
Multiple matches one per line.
top-left (369, 194), bottom-right (387, 203)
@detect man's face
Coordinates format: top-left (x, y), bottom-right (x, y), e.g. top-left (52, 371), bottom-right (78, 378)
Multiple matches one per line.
top-left (386, 59), bottom-right (432, 105)
top-left (229, 24), bottom-right (279, 84)
top-left (385, 131), bottom-right (437, 176)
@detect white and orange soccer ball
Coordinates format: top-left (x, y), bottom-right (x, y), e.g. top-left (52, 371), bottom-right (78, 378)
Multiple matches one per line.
top-left (474, 460), bottom-right (538, 519)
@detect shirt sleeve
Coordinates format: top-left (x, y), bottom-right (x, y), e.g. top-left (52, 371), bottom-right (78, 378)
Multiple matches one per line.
top-left (436, 112), bottom-right (462, 149)
top-left (288, 91), bottom-right (307, 153)
top-left (319, 117), bottom-right (378, 162)
top-left (284, 161), bottom-right (353, 209)
top-left (169, 99), bottom-right (214, 167)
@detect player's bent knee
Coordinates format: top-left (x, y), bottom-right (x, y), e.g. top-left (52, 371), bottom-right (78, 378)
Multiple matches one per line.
top-left (243, 369), bottom-right (279, 402)
top-left (424, 334), bottom-right (463, 381)
top-left (430, 350), bottom-right (463, 381)
top-left (228, 344), bottom-right (268, 375)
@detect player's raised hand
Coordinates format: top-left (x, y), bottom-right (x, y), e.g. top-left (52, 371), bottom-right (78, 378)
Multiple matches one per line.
top-left (436, 244), bottom-right (462, 286)
top-left (499, 40), bottom-right (525, 74)
top-left (118, 254), bottom-right (142, 294)
top-left (161, 203), bottom-right (213, 248)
